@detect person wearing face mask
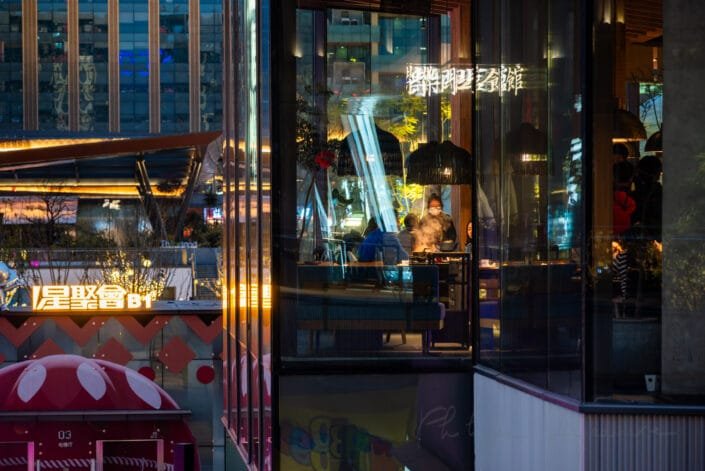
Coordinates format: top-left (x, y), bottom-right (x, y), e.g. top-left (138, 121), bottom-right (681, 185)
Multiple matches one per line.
top-left (419, 194), bottom-right (457, 251)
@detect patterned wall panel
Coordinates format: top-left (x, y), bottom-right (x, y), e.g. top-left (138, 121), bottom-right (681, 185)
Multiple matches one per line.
top-left (0, 313), bottom-right (223, 470)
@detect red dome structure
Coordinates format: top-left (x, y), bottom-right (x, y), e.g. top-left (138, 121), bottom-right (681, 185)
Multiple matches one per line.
top-left (0, 354), bottom-right (198, 470)
top-left (0, 355), bottom-right (180, 412)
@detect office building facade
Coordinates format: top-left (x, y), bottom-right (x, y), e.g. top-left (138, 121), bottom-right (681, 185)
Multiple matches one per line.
top-left (0, 0), bottom-right (222, 135)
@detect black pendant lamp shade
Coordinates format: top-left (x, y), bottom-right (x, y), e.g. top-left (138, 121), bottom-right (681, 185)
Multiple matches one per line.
top-left (406, 140), bottom-right (473, 185)
top-left (337, 125), bottom-right (404, 176)
top-left (506, 122), bottom-right (548, 175)
top-left (645, 129), bottom-right (662, 154)
top-left (613, 109), bottom-right (647, 142)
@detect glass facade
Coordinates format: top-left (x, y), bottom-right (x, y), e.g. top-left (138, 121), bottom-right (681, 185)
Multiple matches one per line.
top-left (160, 0), bottom-right (189, 133)
top-left (589, 1), bottom-right (665, 400)
top-left (0, 0), bottom-right (222, 135)
top-left (223, 0), bottom-right (272, 468)
top-left (474, 0), bottom-right (585, 399)
top-left (79, 0), bottom-right (109, 132)
top-left (200, 0), bottom-right (222, 131)
top-left (224, 0), bottom-right (705, 469)
top-left (38, 0), bottom-right (68, 130)
top-left (281, 8), bottom-right (472, 362)
top-left (119, 0), bottom-right (149, 132)
top-left (0, 1), bottom-right (22, 130)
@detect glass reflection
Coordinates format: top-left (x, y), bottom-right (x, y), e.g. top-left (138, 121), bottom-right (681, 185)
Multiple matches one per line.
top-left (287, 8), bottom-right (472, 359)
top-left (0, 2), bottom-right (23, 130)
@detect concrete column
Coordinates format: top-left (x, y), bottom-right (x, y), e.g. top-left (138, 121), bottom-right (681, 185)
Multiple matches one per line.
top-left (661, 0), bottom-right (705, 395)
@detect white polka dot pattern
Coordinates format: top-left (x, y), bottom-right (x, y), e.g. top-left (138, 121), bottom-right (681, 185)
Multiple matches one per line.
top-left (17, 364), bottom-right (47, 403)
top-left (125, 368), bottom-right (162, 409)
top-left (77, 362), bottom-right (107, 400)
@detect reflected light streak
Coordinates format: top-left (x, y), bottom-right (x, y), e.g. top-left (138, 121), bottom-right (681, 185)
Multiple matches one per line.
top-left (0, 138), bottom-right (120, 152)
top-left (238, 283), bottom-right (272, 310)
top-left (342, 111), bottom-right (398, 232)
top-left (0, 184), bottom-right (183, 197)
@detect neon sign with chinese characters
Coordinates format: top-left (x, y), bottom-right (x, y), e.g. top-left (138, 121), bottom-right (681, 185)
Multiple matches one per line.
top-left (32, 285), bottom-right (152, 312)
top-left (406, 63), bottom-right (527, 97)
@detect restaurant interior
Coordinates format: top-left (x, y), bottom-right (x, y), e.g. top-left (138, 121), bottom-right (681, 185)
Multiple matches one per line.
top-left (278, 0), bottom-right (666, 401)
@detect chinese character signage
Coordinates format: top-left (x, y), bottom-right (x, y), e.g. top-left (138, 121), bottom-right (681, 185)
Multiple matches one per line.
top-left (32, 285), bottom-right (152, 312)
top-left (406, 63), bottom-right (527, 97)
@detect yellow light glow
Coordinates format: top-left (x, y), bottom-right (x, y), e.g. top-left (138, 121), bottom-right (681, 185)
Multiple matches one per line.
top-left (612, 138), bottom-right (642, 143)
top-left (32, 285), bottom-right (152, 312)
top-left (238, 283), bottom-right (272, 310)
top-left (0, 184), bottom-right (183, 198)
top-left (520, 153), bottom-right (547, 162)
top-left (0, 138), bottom-right (122, 152)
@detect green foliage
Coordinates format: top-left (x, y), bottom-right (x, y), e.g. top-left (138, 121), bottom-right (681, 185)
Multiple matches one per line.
top-left (297, 86), bottom-right (338, 171)
top-left (183, 210), bottom-right (222, 247)
top-left (375, 95), bottom-right (426, 145)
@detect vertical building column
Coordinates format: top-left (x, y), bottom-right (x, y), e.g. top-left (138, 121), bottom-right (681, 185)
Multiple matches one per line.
top-left (149, 0), bottom-right (160, 134)
top-left (108, 0), bottom-right (120, 133)
top-left (662, 0), bottom-right (705, 395)
top-left (591, 0), bottom-right (619, 397)
top-left (21, 0), bottom-right (38, 130)
top-left (189, 0), bottom-right (201, 132)
top-left (369, 13), bottom-right (379, 88)
top-left (312, 10), bottom-right (326, 144)
top-left (67, 0), bottom-right (80, 131)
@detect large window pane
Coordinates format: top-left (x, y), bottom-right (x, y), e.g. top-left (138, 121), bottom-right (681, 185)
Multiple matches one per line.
top-left (160, 0), bottom-right (188, 133)
top-left (119, 1), bottom-right (149, 132)
top-left (279, 8), bottom-right (473, 362)
top-left (79, 0), bottom-right (109, 132)
top-left (0, 2), bottom-right (22, 130)
top-left (590, 0), bottom-right (664, 402)
top-left (475, 0), bottom-right (584, 399)
top-left (200, 0), bottom-right (222, 131)
top-left (38, 0), bottom-right (68, 129)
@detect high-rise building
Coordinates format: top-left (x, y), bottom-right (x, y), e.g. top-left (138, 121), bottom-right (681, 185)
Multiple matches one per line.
top-left (0, 0), bottom-right (222, 135)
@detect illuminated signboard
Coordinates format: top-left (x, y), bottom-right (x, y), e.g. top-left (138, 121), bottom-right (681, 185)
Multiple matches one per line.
top-left (32, 285), bottom-right (152, 311)
top-left (406, 63), bottom-right (527, 97)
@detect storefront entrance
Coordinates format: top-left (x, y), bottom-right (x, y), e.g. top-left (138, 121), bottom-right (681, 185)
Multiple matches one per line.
top-left (0, 442), bottom-right (34, 471)
top-left (96, 440), bottom-right (164, 471)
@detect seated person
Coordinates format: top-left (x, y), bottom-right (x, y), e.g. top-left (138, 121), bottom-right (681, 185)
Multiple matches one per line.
top-left (397, 213), bottom-right (419, 254)
top-left (418, 195), bottom-right (457, 251)
top-left (464, 221), bottom-right (473, 256)
top-left (357, 218), bottom-right (408, 264)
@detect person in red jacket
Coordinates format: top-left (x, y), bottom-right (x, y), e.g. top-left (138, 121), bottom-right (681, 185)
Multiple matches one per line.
top-left (613, 160), bottom-right (636, 236)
